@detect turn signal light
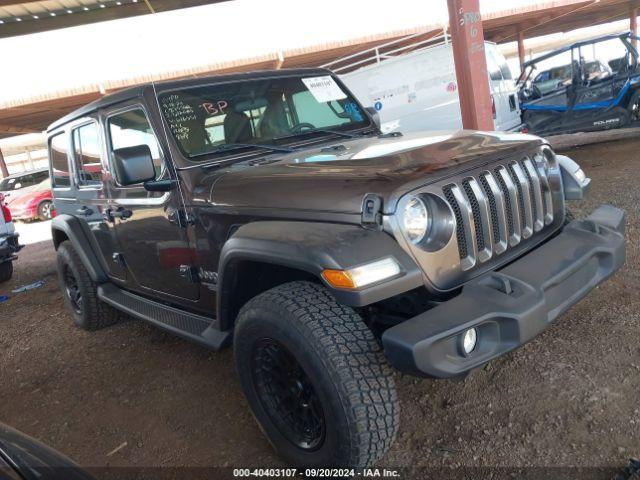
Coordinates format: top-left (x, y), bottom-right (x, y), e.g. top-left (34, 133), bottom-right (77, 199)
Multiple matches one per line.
top-left (322, 258), bottom-right (402, 290)
top-left (321, 269), bottom-right (355, 289)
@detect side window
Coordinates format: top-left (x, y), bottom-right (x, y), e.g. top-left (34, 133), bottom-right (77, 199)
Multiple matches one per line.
top-left (291, 90), bottom-right (352, 127)
top-left (33, 171), bottom-right (49, 184)
top-left (16, 174), bottom-right (34, 188)
top-left (486, 49), bottom-right (503, 82)
top-left (49, 133), bottom-right (71, 188)
top-left (108, 109), bottom-right (163, 183)
top-left (499, 60), bottom-right (513, 81)
top-left (72, 123), bottom-right (103, 187)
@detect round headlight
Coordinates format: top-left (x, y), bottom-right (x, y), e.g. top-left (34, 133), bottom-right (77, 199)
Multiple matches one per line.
top-left (403, 196), bottom-right (429, 244)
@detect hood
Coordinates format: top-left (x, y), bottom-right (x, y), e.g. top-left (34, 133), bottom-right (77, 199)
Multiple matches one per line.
top-left (195, 130), bottom-right (545, 215)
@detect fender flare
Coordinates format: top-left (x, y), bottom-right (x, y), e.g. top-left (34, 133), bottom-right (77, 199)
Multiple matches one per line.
top-left (51, 214), bottom-right (109, 283)
top-left (216, 221), bottom-right (423, 328)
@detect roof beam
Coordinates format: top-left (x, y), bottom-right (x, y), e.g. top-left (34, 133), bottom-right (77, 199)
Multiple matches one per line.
top-left (0, 0), bottom-right (230, 39)
top-left (0, 123), bottom-right (40, 134)
top-left (0, 0), bottom-right (38, 5)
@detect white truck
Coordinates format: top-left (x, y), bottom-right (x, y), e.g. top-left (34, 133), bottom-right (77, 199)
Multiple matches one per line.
top-left (327, 32), bottom-right (522, 133)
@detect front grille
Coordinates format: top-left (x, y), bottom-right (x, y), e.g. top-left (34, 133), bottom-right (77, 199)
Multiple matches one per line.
top-left (442, 156), bottom-right (555, 271)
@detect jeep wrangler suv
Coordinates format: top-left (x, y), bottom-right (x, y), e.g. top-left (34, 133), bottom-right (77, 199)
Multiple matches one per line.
top-left (48, 69), bottom-right (625, 468)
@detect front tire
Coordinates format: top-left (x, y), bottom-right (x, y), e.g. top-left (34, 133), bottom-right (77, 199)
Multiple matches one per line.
top-left (234, 281), bottom-right (399, 468)
top-left (0, 261), bottom-right (13, 283)
top-left (56, 241), bottom-right (121, 330)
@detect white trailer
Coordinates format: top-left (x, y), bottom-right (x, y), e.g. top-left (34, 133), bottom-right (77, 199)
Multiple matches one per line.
top-left (326, 32), bottom-right (522, 133)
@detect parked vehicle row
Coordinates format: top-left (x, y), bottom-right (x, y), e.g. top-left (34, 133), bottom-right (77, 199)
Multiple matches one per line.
top-left (46, 68), bottom-right (624, 468)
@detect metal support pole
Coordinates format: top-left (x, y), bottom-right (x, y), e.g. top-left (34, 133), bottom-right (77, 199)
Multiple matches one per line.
top-left (447, 0), bottom-right (494, 131)
top-left (518, 30), bottom-right (526, 72)
top-left (26, 150), bottom-right (35, 170)
top-left (0, 147), bottom-right (9, 178)
top-left (631, 7), bottom-right (638, 49)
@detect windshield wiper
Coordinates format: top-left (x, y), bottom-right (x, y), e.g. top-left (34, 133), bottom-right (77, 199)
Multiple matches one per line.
top-left (208, 143), bottom-right (297, 154)
top-left (273, 128), bottom-right (371, 142)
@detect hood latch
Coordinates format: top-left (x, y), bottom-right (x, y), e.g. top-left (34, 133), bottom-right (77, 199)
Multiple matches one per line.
top-left (361, 194), bottom-right (383, 231)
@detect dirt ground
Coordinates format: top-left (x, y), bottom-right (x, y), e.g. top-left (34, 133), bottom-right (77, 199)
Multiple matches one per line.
top-left (0, 139), bottom-right (638, 478)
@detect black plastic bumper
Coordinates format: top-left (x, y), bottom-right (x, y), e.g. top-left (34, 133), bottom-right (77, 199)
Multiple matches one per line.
top-left (0, 232), bottom-right (22, 262)
top-left (381, 204), bottom-right (626, 378)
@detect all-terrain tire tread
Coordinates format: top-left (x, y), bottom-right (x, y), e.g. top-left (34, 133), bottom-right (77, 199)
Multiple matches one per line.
top-left (58, 241), bottom-right (121, 330)
top-left (238, 281), bottom-right (399, 468)
top-left (0, 261), bottom-right (13, 283)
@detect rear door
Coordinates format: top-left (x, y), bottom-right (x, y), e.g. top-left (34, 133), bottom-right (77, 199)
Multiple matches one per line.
top-left (68, 118), bottom-right (127, 281)
top-left (104, 104), bottom-right (199, 301)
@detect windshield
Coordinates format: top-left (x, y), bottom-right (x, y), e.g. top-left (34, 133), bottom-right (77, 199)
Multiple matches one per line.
top-left (158, 74), bottom-right (371, 159)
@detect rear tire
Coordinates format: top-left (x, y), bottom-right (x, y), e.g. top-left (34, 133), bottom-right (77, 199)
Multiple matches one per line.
top-left (0, 261), bottom-right (13, 283)
top-left (234, 281), bottom-right (399, 468)
top-left (37, 200), bottom-right (54, 221)
top-left (56, 241), bottom-right (121, 330)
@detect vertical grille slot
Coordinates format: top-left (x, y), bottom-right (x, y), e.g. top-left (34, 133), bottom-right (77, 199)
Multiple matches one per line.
top-left (443, 185), bottom-right (467, 260)
top-left (522, 158), bottom-right (545, 231)
top-left (496, 166), bottom-right (522, 246)
top-left (443, 184), bottom-right (477, 270)
top-left (480, 172), bottom-right (508, 255)
top-left (462, 180), bottom-right (485, 252)
top-left (463, 178), bottom-right (493, 263)
top-left (508, 162), bottom-right (534, 239)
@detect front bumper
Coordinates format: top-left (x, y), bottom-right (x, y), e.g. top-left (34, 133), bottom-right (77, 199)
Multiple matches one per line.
top-left (0, 232), bottom-right (22, 262)
top-left (381, 204), bottom-right (626, 378)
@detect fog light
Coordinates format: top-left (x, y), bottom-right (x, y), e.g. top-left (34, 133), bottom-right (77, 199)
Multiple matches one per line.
top-left (461, 328), bottom-right (478, 355)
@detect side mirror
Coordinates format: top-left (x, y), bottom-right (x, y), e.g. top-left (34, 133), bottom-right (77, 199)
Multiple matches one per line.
top-left (365, 107), bottom-right (381, 131)
top-left (14, 183), bottom-right (22, 190)
top-left (113, 145), bottom-right (156, 186)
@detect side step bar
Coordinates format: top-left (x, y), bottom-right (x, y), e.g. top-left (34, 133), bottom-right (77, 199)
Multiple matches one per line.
top-left (97, 283), bottom-right (231, 351)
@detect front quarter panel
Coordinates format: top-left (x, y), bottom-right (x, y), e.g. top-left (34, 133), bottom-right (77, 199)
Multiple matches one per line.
top-left (217, 221), bottom-right (424, 325)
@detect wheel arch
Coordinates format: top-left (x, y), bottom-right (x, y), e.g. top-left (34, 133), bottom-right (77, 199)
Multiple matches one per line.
top-left (216, 221), bottom-right (423, 331)
top-left (51, 214), bottom-right (108, 283)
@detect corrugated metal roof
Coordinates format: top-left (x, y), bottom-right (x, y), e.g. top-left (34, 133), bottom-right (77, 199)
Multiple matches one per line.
top-left (0, 0), bottom-right (229, 37)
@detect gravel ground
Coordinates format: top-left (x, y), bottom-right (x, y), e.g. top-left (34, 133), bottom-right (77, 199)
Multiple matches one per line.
top-left (0, 139), bottom-right (638, 479)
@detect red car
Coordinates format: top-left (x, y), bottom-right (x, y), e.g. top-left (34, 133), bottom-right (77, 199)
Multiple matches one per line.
top-left (8, 179), bottom-right (56, 221)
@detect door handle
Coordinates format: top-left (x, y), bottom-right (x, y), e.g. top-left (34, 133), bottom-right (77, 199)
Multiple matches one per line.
top-left (103, 207), bottom-right (133, 222)
top-left (76, 206), bottom-right (94, 216)
top-left (111, 207), bottom-right (133, 220)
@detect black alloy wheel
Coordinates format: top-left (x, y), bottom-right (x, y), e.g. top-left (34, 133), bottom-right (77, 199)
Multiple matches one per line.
top-left (63, 264), bottom-right (83, 315)
top-left (251, 338), bottom-right (325, 451)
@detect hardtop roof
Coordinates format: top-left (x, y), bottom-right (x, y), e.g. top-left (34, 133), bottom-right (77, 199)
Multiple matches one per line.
top-left (47, 68), bottom-right (332, 133)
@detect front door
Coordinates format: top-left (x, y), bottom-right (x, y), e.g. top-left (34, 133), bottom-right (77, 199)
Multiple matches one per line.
top-left (104, 105), bottom-right (199, 301)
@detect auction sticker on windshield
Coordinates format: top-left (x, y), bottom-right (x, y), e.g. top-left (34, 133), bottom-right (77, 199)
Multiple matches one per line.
top-left (302, 76), bottom-right (347, 103)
